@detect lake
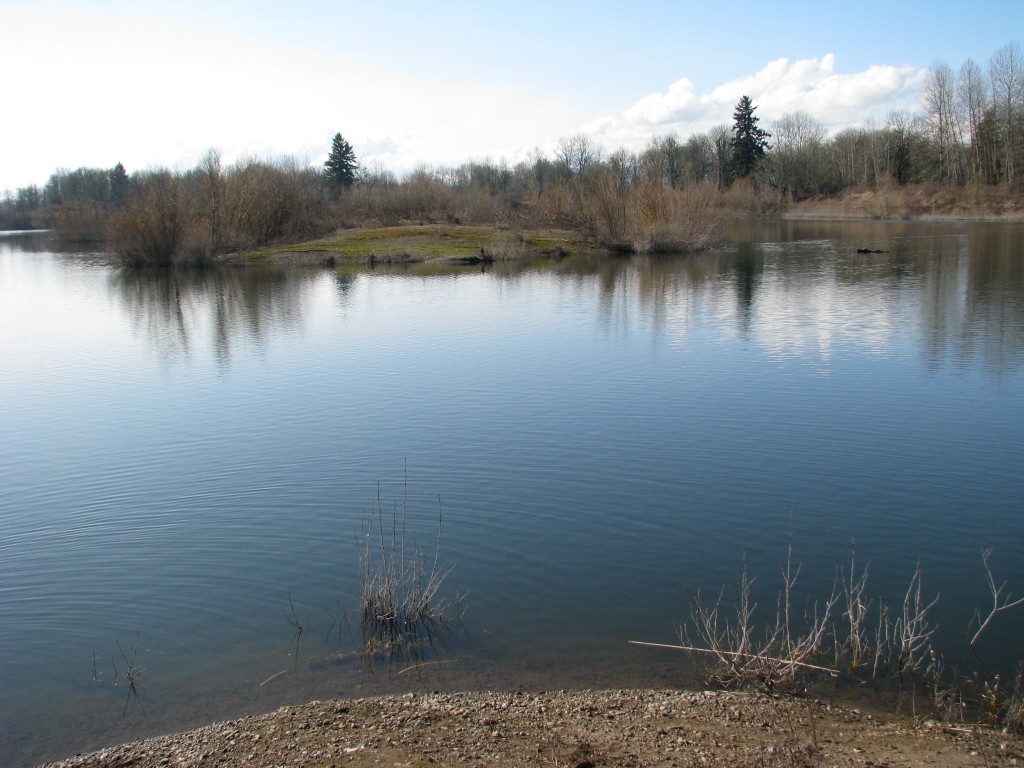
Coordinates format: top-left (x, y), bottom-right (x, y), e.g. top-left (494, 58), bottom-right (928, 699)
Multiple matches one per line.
top-left (2, 219), bottom-right (1023, 766)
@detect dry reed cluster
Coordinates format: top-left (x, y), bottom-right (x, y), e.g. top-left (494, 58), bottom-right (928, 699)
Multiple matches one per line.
top-left (358, 479), bottom-right (458, 663)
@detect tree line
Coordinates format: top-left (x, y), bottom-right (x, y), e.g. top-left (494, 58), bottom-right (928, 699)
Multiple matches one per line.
top-left (1, 42), bottom-right (1020, 261)
top-left (766, 41), bottom-right (1024, 194)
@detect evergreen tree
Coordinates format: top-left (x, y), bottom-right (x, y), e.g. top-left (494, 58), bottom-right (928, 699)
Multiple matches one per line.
top-left (324, 133), bottom-right (358, 188)
top-left (109, 162), bottom-right (128, 208)
top-left (729, 96), bottom-right (771, 181)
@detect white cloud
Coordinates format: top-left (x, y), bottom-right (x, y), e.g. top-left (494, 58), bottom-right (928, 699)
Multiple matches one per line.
top-left (0, 6), bottom-right (585, 188)
top-left (587, 54), bottom-right (925, 151)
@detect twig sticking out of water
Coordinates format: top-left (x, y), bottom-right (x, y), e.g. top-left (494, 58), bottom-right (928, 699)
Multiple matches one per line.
top-left (285, 590), bottom-right (305, 672)
top-left (111, 633), bottom-right (143, 717)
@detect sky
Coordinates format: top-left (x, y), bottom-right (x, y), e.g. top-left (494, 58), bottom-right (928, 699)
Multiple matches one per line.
top-left (1, 0), bottom-right (1020, 191)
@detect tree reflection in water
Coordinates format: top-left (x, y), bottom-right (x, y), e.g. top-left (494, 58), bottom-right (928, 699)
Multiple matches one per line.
top-left (108, 267), bottom-right (353, 366)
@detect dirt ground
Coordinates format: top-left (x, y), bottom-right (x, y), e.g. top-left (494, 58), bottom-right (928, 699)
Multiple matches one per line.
top-left (42, 688), bottom-right (1023, 768)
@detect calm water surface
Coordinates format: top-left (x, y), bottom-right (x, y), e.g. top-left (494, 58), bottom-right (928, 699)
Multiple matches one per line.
top-left (2, 220), bottom-right (1023, 765)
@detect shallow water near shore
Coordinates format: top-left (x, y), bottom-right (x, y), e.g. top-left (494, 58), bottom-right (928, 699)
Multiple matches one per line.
top-left (2, 220), bottom-right (1024, 766)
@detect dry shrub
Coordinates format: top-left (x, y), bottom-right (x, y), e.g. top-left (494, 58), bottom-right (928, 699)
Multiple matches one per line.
top-left (679, 547), bottom-right (840, 695)
top-left (582, 175), bottom-right (723, 253)
top-left (111, 172), bottom-right (186, 267)
top-left (534, 179), bottom-right (589, 230)
top-left (633, 181), bottom-right (722, 253)
top-left (454, 184), bottom-right (503, 226)
top-left (721, 177), bottom-right (786, 216)
top-left (586, 169), bottom-right (632, 247)
top-left (646, 544), bottom-right (1024, 731)
top-left (220, 161), bottom-right (329, 248)
top-left (353, 168), bottom-right (462, 226)
top-left (677, 550), bottom-right (944, 696)
top-left (486, 230), bottom-right (529, 259)
top-left (53, 201), bottom-right (109, 242)
top-left (110, 159), bottom-right (334, 266)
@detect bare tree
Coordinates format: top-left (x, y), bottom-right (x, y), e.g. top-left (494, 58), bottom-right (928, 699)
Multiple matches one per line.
top-left (555, 133), bottom-right (602, 176)
top-left (200, 149), bottom-right (223, 254)
top-left (772, 111), bottom-right (827, 195)
top-left (830, 127), bottom-right (868, 187)
top-left (683, 133), bottom-right (716, 185)
top-left (989, 42), bottom-right (1024, 184)
top-left (922, 61), bottom-right (965, 183)
top-left (708, 124), bottom-right (732, 190)
top-left (639, 134), bottom-right (687, 189)
top-left (957, 59), bottom-right (991, 182)
top-left (606, 148), bottom-right (639, 190)
top-left (886, 111), bottom-right (919, 185)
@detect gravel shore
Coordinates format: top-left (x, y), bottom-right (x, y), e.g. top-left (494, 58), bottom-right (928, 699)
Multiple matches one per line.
top-left (41, 688), bottom-right (1024, 767)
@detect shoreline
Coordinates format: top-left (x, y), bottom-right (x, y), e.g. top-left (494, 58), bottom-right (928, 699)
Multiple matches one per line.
top-left (780, 209), bottom-right (1024, 222)
top-left (41, 688), bottom-right (1024, 767)
top-left (7, 210), bottom-right (1023, 268)
top-left (235, 213), bottom-right (1024, 269)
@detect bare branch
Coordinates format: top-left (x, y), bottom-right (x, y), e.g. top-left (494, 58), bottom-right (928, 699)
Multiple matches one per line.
top-left (970, 548), bottom-right (1024, 648)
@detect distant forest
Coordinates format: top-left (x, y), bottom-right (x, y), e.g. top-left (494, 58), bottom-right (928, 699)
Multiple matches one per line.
top-left (2, 43), bottom-right (1022, 263)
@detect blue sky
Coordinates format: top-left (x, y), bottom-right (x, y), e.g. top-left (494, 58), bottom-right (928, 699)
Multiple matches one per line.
top-left (1, 0), bottom-right (1020, 190)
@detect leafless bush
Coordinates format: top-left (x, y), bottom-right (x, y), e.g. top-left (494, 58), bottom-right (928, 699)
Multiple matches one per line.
top-left (533, 179), bottom-right (589, 231)
top-left (486, 231), bottom-right (529, 260)
top-left (587, 169), bottom-right (632, 247)
top-left (966, 550), bottom-right (1024, 732)
top-left (720, 176), bottom-right (786, 216)
top-left (453, 182), bottom-right (504, 226)
top-left (349, 166), bottom-right (463, 226)
top-left (634, 182), bottom-right (722, 253)
top-left (636, 545), bottom-right (1024, 731)
top-left (110, 157), bottom-right (335, 265)
top-left (678, 546), bottom-right (839, 694)
top-left (53, 200), bottom-right (109, 242)
top-left (952, 661), bottom-right (1024, 734)
top-left (219, 159), bottom-right (330, 248)
top-left (673, 551), bottom-right (943, 698)
top-left (374, 167), bottom-right (460, 224)
top-left (580, 173), bottom-right (724, 252)
top-left (359, 474), bottom-right (458, 662)
top-left (892, 561), bottom-right (941, 684)
top-left (111, 172), bottom-right (186, 267)
top-left (837, 545), bottom-right (872, 675)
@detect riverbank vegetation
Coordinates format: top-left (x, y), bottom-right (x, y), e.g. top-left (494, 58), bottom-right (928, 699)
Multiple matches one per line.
top-left (633, 545), bottom-right (1024, 733)
top-left (2, 42), bottom-right (1022, 263)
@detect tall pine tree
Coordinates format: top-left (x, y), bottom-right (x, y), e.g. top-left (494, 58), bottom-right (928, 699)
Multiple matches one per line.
top-left (109, 162), bottom-right (128, 208)
top-left (729, 96), bottom-right (771, 182)
top-left (324, 133), bottom-right (358, 189)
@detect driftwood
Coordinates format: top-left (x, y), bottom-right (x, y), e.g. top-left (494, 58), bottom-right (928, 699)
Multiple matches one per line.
top-left (628, 640), bottom-right (839, 674)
